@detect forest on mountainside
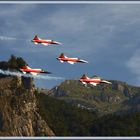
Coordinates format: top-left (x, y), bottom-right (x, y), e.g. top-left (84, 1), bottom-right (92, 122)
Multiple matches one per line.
top-left (36, 92), bottom-right (140, 136)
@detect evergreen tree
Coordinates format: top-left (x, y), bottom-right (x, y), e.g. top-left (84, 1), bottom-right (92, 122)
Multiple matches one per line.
top-left (16, 57), bottom-right (27, 68)
top-left (8, 55), bottom-right (18, 69)
top-left (8, 55), bottom-right (27, 70)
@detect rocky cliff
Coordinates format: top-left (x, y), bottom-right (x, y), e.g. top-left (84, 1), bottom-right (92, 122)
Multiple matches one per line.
top-left (0, 76), bottom-right (55, 136)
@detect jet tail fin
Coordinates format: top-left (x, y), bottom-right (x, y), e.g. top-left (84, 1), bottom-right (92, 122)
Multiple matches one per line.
top-left (59, 53), bottom-right (65, 58)
top-left (33, 35), bottom-right (39, 40)
top-left (81, 74), bottom-right (89, 79)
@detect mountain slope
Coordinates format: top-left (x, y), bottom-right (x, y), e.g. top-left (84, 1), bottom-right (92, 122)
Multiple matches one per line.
top-left (35, 92), bottom-right (97, 136)
top-left (48, 80), bottom-right (140, 115)
top-left (35, 91), bottom-right (140, 136)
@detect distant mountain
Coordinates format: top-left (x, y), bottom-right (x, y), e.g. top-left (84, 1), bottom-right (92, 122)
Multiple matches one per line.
top-left (35, 80), bottom-right (140, 137)
top-left (48, 79), bottom-right (140, 115)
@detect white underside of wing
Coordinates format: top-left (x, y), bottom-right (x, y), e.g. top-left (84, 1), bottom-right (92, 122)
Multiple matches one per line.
top-left (89, 82), bottom-right (97, 86)
top-left (34, 42), bottom-right (38, 45)
top-left (67, 61), bottom-right (75, 64)
top-left (22, 72), bottom-right (26, 74)
top-left (41, 43), bottom-right (49, 46)
top-left (30, 72), bottom-right (38, 75)
top-left (60, 60), bottom-right (64, 63)
top-left (82, 82), bottom-right (87, 85)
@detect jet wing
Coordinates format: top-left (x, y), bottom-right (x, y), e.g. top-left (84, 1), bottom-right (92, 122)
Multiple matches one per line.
top-left (30, 72), bottom-right (38, 76)
top-left (67, 61), bottom-right (75, 64)
top-left (89, 82), bottom-right (97, 86)
top-left (82, 82), bottom-right (87, 85)
top-left (21, 71), bottom-right (26, 74)
top-left (21, 71), bottom-right (37, 75)
top-left (41, 43), bottom-right (49, 46)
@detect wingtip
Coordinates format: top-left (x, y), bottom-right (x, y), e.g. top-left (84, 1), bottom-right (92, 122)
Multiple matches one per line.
top-left (79, 60), bottom-right (88, 63)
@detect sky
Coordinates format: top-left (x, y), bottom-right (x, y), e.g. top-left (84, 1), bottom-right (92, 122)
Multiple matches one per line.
top-left (1, 3), bottom-right (140, 89)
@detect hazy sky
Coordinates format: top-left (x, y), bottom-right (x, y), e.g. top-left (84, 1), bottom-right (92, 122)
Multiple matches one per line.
top-left (1, 3), bottom-right (140, 88)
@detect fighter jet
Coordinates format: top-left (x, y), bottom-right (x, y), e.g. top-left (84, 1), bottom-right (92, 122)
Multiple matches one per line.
top-left (57, 53), bottom-right (88, 64)
top-left (31, 35), bottom-right (62, 46)
top-left (79, 74), bottom-right (111, 86)
top-left (20, 65), bottom-right (51, 75)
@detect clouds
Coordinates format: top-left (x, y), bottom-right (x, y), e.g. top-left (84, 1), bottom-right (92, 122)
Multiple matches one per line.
top-left (48, 6), bottom-right (88, 34)
top-left (0, 5), bottom-right (37, 41)
top-left (127, 49), bottom-right (140, 86)
top-left (1, 4), bottom-right (140, 88)
top-left (127, 50), bottom-right (140, 74)
top-left (0, 36), bottom-right (17, 40)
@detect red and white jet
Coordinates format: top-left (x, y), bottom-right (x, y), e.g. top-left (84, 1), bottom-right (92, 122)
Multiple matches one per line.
top-left (79, 74), bottom-right (111, 86)
top-left (57, 53), bottom-right (88, 64)
top-left (20, 66), bottom-right (51, 76)
top-left (31, 35), bottom-right (62, 46)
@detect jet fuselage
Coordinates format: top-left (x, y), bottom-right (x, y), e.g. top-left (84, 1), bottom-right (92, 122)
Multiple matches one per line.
top-left (79, 74), bottom-right (111, 86)
top-left (20, 66), bottom-right (51, 75)
top-left (31, 35), bottom-right (62, 46)
top-left (57, 53), bottom-right (88, 64)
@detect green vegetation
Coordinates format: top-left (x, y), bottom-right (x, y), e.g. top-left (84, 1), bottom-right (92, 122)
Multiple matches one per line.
top-left (0, 55), bottom-right (27, 70)
top-left (91, 112), bottom-right (140, 136)
top-left (35, 92), bottom-right (96, 136)
top-left (35, 92), bottom-right (140, 136)
top-left (35, 93), bottom-right (140, 136)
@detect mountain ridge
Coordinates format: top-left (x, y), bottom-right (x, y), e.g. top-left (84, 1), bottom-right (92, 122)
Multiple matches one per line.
top-left (48, 79), bottom-right (140, 115)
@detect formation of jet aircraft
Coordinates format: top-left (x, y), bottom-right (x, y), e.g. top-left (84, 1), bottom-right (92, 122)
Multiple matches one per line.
top-left (20, 65), bottom-right (51, 75)
top-left (57, 53), bottom-right (88, 64)
top-left (18, 34), bottom-right (112, 87)
top-left (31, 35), bottom-right (62, 46)
top-left (79, 74), bottom-right (112, 86)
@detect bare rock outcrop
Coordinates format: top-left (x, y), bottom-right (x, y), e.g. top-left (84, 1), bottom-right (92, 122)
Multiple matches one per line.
top-left (0, 76), bottom-right (55, 136)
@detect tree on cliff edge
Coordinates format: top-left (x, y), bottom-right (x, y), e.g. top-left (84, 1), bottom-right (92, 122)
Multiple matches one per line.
top-left (0, 55), bottom-right (27, 70)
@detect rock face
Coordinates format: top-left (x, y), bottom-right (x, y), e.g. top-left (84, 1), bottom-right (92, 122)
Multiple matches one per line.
top-left (0, 76), bottom-right (55, 136)
top-left (49, 80), bottom-right (140, 115)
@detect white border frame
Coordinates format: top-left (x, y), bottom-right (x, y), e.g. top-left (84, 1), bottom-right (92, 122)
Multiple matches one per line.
top-left (0, 1), bottom-right (140, 139)
top-left (0, 137), bottom-right (140, 139)
top-left (0, 1), bottom-right (140, 4)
